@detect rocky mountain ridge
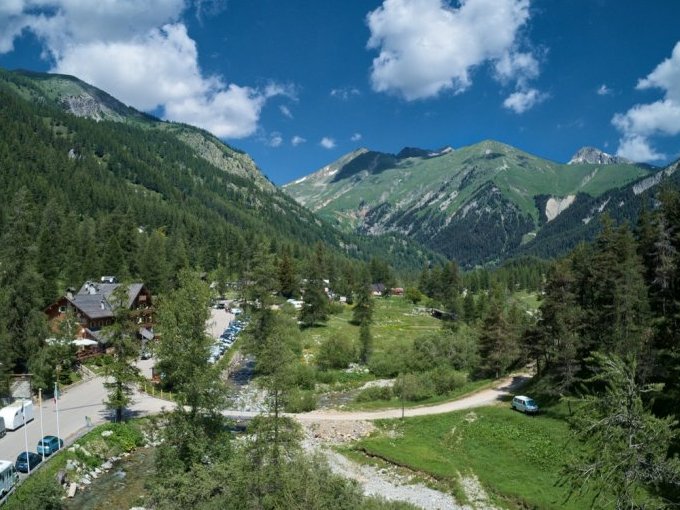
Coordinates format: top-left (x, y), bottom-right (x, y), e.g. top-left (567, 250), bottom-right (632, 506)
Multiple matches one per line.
top-left (284, 140), bottom-right (659, 266)
top-left (568, 146), bottom-right (632, 165)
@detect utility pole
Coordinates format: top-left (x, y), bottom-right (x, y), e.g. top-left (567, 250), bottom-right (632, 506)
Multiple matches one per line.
top-left (39, 388), bottom-right (45, 461)
top-left (22, 401), bottom-right (30, 473)
top-left (54, 380), bottom-right (61, 451)
top-left (400, 372), bottom-right (405, 420)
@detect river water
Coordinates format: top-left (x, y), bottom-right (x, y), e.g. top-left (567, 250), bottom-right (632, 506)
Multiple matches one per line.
top-left (64, 448), bottom-right (155, 510)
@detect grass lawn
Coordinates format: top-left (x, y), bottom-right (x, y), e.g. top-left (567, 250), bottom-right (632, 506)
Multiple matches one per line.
top-left (299, 297), bottom-right (442, 356)
top-left (354, 406), bottom-right (601, 509)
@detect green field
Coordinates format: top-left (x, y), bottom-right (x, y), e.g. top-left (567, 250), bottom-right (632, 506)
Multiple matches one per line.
top-left (299, 297), bottom-right (442, 359)
top-left (354, 406), bottom-right (600, 510)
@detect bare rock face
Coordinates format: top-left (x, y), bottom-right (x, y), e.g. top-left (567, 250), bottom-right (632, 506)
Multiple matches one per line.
top-left (59, 94), bottom-right (113, 120)
top-left (568, 146), bottom-right (631, 165)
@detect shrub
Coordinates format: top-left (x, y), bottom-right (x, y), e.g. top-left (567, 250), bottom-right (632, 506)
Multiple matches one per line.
top-left (393, 373), bottom-right (434, 402)
top-left (292, 363), bottom-right (317, 390)
top-left (314, 370), bottom-right (338, 385)
top-left (285, 389), bottom-right (317, 412)
top-left (328, 302), bottom-right (345, 315)
top-left (429, 366), bottom-right (467, 395)
top-left (367, 342), bottom-right (409, 377)
top-left (317, 334), bottom-right (357, 370)
top-left (355, 385), bottom-right (393, 402)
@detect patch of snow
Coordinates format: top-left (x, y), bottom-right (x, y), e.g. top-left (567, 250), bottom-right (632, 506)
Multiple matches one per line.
top-left (294, 176), bottom-right (308, 184)
top-left (582, 216), bottom-right (592, 224)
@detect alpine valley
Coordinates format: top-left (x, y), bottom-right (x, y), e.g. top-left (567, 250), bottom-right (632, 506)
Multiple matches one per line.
top-left (0, 68), bottom-right (441, 287)
top-left (283, 142), bottom-right (678, 267)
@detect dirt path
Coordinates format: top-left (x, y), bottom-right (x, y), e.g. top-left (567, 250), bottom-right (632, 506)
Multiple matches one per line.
top-left (295, 373), bottom-right (530, 422)
top-left (295, 374), bottom-right (529, 509)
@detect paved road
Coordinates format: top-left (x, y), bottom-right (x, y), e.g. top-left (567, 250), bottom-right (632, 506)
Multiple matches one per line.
top-left (0, 377), bottom-right (170, 468)
top-left (0, 308), bottom-right (235, 467)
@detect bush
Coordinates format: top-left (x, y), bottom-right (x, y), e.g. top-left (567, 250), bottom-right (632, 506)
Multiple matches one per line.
top-left (393, 373), bottom-right (434, 402)
top-left (285, 389), bottom-right (318, 412)
top-left (407, 328), bottom-right (479, 373)
top-left (328, 301), bottom-right (345, 315)
top-left (355, 385), bottom-right (393, 402)
top-left (314, 369), bottom-right (338, 384)
top-left (429, 366), bottom-right (467, 395)
top-left (291, 363), bottom-right (317, 390)
top-left (317, 334), bottom-right (357, 370)
top-left (367, 342), bottom-right (409, 377)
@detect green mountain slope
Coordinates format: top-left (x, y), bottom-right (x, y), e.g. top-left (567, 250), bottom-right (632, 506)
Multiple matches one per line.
top-left (0, 68), bottom-right (438, 298)
top-left (284, 140), bottom-right (656, 266)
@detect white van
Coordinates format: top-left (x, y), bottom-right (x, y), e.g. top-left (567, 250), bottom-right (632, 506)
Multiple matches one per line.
top-left (0, 460), bottom-right (19, 496)
top-left (511, 395), bottom-right (539, 414)
top-left (0, 401), bottom-right (34, 431)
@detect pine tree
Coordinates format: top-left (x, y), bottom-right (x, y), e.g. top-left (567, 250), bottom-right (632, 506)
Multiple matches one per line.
top-left (536, 258), bottom-right (583, 392)
top-left (359, 322), bottom-right (373, 364)
top-left (103, 284), bottom-right (141, 422)
top-left (277, 247), bottom-right (298, 299)
top-left (155, 271), bottom-right (224, 417)
top-left (352, 269), bottom-right (374, 326)
top-left (477, 285), bottom-right (519, 378)
top-left (299, 249), bottom-right (328, 328)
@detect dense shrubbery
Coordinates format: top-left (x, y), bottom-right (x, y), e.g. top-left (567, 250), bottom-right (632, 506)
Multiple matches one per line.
top-left (317, 334), bottom-right (358, 370)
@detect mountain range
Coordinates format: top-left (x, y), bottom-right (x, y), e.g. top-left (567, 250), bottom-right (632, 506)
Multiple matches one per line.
top-left (0, 68), bottom-right (438, 283)
top-left (3, 67), bottom-right (678, 273)
top-left (283, 141), bottom-right (674, 266)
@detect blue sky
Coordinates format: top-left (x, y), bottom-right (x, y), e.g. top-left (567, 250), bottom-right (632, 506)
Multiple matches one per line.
top-left (1, 1), bottom-right (679, 184)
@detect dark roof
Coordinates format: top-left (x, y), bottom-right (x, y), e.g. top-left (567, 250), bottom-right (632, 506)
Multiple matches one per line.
top-left (70, 282), bottom-right (145, 319)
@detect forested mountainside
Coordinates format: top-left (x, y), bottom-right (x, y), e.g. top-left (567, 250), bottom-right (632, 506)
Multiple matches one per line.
top-left (0, 69), bottom-right (439, 297)
top-left (284, 141), bottom-right (659, 267)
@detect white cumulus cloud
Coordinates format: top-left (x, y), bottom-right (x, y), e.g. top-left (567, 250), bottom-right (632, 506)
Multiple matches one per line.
top-left (291, 135), bottom-right (306, 146)
top-left (503, 88), bottom-right (545, 114)
top-left (330, 87), bottom-right (360, 100)
top-left (267, 132), bottom-right (283, 148)
top-left (366, 0), bottom-right (538, 102)
top-left (597, 84), bottom-right (611, 96)
top-left (351, 133), bottom-right (362, 142)
top-left (320, 137), bottom-right (336, 149)
top-left (613, 41), bottom-right (680, 162)
top-left (0, 0), bottom-right (288, 139)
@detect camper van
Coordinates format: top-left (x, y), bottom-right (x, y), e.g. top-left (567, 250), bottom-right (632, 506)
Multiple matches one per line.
top-left (0, 401), bottom-right (34, 431)
top-left (0, 460), bottom-right (19, 496)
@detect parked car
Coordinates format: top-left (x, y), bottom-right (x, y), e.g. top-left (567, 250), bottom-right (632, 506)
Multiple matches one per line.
top-left (36, 436), bottom-right (63, 456)
top-left (15, 452), bottom-right (41, 473)
top-left (511, 395), bottom-right (539, 414)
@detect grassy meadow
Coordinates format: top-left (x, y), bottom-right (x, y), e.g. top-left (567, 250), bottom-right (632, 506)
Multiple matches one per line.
top-left (354, 406), bottom-right (599, 510)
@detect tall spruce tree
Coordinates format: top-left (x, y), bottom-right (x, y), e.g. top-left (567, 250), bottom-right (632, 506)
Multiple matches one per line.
top-left (103, 284), bottom-right (141, 422)
top-left (477, 284), bottom-right (519, 378)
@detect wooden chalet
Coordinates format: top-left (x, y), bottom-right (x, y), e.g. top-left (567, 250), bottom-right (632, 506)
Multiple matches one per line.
top-left (45, 280), bottom-right (154, 357)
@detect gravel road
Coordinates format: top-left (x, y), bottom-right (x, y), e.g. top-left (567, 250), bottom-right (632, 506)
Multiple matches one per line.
top-left (296, 373), bottom-right (529, 422)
